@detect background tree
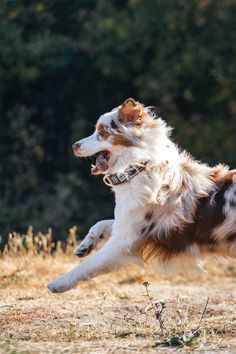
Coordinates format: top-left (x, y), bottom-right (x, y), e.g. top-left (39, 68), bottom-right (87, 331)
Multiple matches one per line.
top-left (0, 0), bottom-right (235, 245)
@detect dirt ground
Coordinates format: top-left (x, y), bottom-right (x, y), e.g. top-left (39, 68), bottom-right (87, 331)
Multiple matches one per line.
top-left (0, 254), bottom-right (235, 353)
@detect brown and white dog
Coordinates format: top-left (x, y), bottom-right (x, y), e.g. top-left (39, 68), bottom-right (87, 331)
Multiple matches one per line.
top-left (47, 98), bottom-right (236, 293)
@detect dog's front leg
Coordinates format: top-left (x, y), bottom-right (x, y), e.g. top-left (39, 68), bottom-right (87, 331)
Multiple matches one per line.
top-left (47, 236), bottom-right (136, 293)
top-left (73, 219), bottom-right (114, 257)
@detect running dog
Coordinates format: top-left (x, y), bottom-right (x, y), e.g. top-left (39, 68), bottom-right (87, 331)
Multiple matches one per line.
top-left (48, 98), bottom-right (236, 293)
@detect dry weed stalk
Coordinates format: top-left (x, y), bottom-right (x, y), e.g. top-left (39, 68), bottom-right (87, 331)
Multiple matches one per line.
top-left (0, 225), bottom-right (78, 257)
top-left (141, 282), bottom-right (211, 349)
top-left (195, 295), bottom-right (210, 333)
top-left (143, 281), bottom-right (166, 334)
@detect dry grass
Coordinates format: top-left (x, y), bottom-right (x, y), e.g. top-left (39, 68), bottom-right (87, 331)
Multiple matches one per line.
top-left (0, 229), bottom-right (236, 353)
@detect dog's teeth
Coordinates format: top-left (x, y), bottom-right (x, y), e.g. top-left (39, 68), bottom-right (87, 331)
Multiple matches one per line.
top-left (91, 164), bottom-right (95, 168)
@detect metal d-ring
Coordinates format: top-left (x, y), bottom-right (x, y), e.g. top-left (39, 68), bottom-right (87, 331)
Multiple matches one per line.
top-left (103, 175), bottom-right (113, 187)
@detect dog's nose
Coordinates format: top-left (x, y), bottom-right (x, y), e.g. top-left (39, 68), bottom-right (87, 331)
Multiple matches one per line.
top-left (72, 142), bottom-right (81, 151)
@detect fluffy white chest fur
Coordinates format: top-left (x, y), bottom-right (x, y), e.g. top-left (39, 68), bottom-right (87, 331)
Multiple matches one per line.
top-left (48, 98), bottom-right (236, 293)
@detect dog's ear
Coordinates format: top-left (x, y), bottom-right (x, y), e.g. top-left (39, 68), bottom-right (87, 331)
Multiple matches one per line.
top-left (118, 98), bottom-right (144, 125)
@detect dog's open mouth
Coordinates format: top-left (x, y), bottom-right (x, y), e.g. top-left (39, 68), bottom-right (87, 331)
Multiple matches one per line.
top-left (91, 150), bottom-right (111, 175)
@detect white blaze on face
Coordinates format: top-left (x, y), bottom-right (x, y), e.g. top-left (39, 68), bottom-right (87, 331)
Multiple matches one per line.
top-left (99, 110), bottom-right (118, 126)
top-left (73, 110), bottom-right (120, 174)
top-left (73, 131), bottom-right (108, 157)
top-left (74, 112), bottom-right (118, 156)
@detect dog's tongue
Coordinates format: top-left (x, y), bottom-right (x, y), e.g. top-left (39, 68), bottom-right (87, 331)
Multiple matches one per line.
top-left (91, 152), bottom-right (109, 174)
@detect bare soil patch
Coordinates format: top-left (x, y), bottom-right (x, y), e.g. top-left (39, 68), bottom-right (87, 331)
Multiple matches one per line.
top-left (0, 255), bottom-right (235, 353)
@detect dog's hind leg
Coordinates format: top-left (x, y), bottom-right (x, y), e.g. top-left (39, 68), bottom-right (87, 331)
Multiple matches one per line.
top-left (73, 219), bottom-right (114, 257)
top-left (47, 235), bottom-right (138, 293)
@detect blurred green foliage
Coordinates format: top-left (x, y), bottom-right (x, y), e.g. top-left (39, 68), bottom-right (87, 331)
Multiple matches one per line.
top-left (0, 0), bottom-right (235, 244)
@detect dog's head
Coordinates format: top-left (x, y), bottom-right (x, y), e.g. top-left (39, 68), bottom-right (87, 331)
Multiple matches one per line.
top-left (72, 98), bottom-right (171, 175)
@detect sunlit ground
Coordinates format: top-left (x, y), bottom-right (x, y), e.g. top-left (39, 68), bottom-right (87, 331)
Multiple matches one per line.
top-left (0, 251), bottom-right (235, 353)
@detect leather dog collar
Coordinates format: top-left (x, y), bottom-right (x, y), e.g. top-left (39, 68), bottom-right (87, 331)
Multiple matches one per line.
top-left (103, 161), bottom-right (149, 187)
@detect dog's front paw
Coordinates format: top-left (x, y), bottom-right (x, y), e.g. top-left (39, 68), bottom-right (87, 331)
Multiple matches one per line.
top-left (47, 277), bottom-right (75, 293)
top-left (73, 243), bottom-right (93, 258)
top-left (47, 280), bottom-right (65, 293)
